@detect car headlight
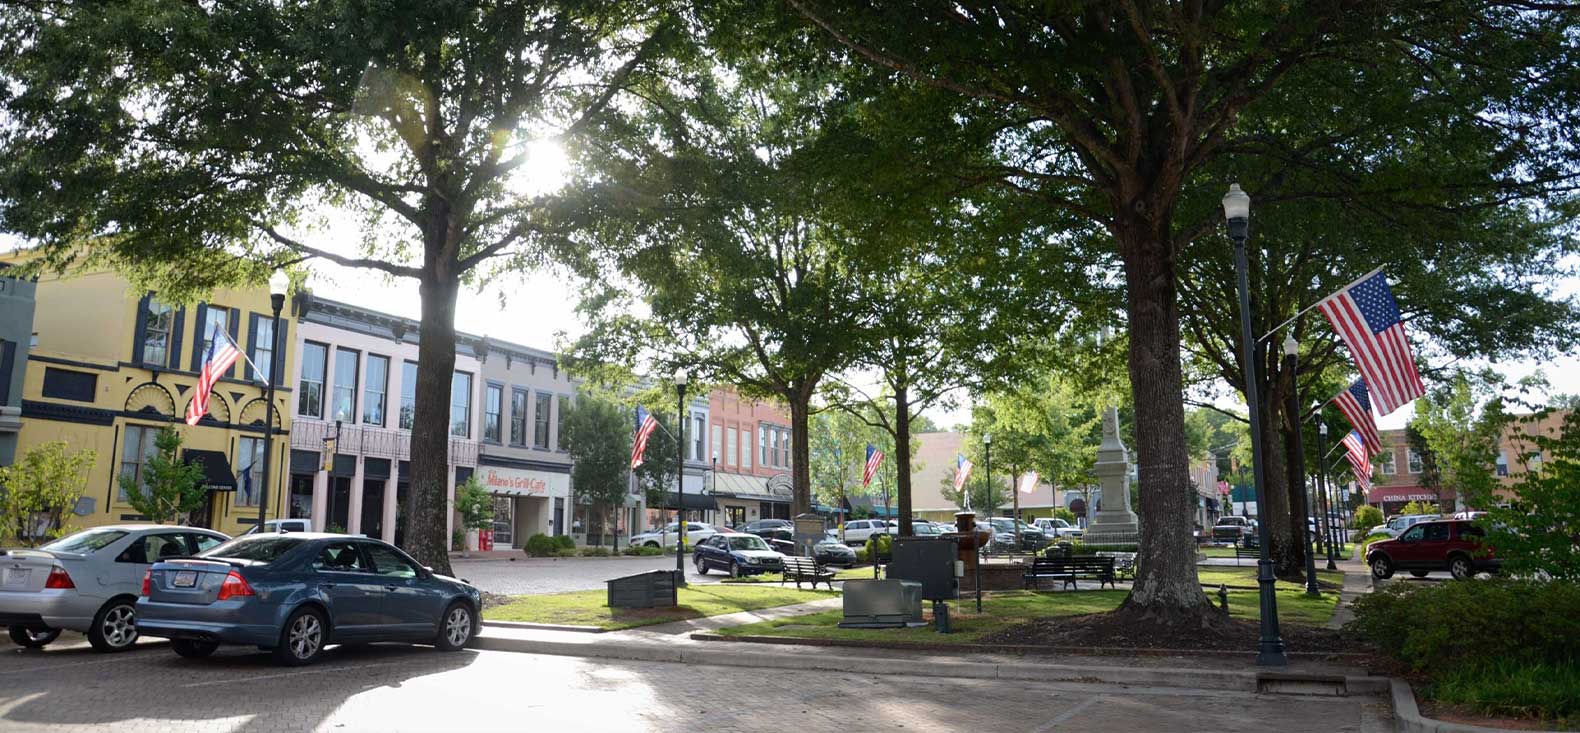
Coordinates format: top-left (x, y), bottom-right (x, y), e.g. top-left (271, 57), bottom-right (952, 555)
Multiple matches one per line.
top-left (746, 556), bottom-right (759, 564)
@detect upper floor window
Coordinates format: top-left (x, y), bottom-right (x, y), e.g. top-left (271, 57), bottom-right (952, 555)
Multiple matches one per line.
top-left (1495, 451), bottom-right (1509, 477)
top-left (197, 306), bottom-right (232, 375)
top-left (298, 342), bottom-right (327, 418)
top-left (759, 425), bottom-right (768, 465)
top-left (399, 360), bottom-right (418, 429)
top-left (450, 371), bottom-right (472, 438)
top-left (534, 391), bottom-right (551, 448)
top-left (1378, 450), bottom-right (1397, 476)
top-left (712, 425), bottom-right (724, 466)
top-left (693, 414), bottom-right (705, 462)
top-left (1407, 449), bottom-right (1423, 474)
top-left (249, 316), bottom-right (275, 383)
top-left (363, 354), bottom-right (388, 426)
top-left (740, 428), bottom-right (750, 469)
top-left (137, 298), bottom-right (175, 366)
top-left (332, 348), bottom-right (359, 422)
top-left (510, 389), bottom-right (528, 446)
top-left (484, 384), bottom-right (503, 443)
top-left (558, 395), bottom-right (571, 450)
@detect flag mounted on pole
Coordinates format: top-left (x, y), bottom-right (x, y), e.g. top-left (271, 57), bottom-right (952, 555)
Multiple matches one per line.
top-left (1332, 378), bottom-right (1383, 454)
top-left (1018, 471), bottom-right (1039, 495)
top-left (1316, 269), bottom-right (1425, 415)
top-left (862, 443), bottom-right (885, 487)
top-left (630, 407), bottom-right (658, 469)
top-left (953, 454), bottom-right (974, 493)
top-left (186, 322), bottom-right (242, 425)
top-left (1341, 431), bottom-right (1373, 491)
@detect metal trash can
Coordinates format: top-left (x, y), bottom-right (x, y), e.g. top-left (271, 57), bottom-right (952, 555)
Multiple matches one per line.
top-left (606, 570), bottom-right (680, 609)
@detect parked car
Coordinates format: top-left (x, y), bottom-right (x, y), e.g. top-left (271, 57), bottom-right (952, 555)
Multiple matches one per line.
top-left (741, 519), bottom-right (793, 542)
top-left (812, 539), bottom-right (857, 567)
top-left (1364, 513), bottom-right (1437, 541)
top-left (630, 522), bottom-right (718, 548)
top-left (1, 525), bottom-right (229, 651)
top-left (1032, 517), bottom-right (1083, 539)
top-left (839, 519), bottom-right (894, 546)
top-left (1212, 516), bottom-right (1256, 544)
top-left (1365, 519), bottom-right (1498, 581)
top-left (988, 518), bottom-right (1048, 550)
top-left (692, 533), bottom-right (785, 578)
top-left (137, 533), bottom-right (481, 665)
top-left (241, 518), bottom-right (312, 536)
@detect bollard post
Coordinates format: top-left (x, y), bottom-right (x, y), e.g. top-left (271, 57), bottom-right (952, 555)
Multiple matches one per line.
top-left (1218, 583), bottom-right (1230, 612)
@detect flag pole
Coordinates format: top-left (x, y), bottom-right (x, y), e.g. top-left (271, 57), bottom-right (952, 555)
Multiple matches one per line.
top-left (1257, 266), bottom-right (1386, 343)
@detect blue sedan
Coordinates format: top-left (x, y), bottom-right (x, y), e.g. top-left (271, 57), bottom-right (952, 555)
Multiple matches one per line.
top-left (693, 532), bottom-right (785, 577)
top-left (136, 533), bottom-right (482, 666)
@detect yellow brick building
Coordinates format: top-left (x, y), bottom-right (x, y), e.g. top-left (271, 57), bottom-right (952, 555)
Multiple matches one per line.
top-left (14, 267), bottom-right (294, 537)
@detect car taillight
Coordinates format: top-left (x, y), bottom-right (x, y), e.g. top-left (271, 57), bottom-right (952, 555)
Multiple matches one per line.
top-left (216, 570), bottom-right (255, 601)
top-left (141, 569), bottom-right (152, 596)
top-left (44, 566), bottom-right (74, 589)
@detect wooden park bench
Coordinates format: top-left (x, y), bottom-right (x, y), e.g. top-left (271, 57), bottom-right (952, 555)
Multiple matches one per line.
top-left (1022, 555), bottom-right (1117, 590)
top-left (1233, 546), bottom-right (1260, 564)
top-left (781, 556), bottom-right (836, 590)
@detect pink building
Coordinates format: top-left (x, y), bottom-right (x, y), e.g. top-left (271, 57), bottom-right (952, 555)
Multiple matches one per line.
top-left (705, 387), bottom-right (794, 527)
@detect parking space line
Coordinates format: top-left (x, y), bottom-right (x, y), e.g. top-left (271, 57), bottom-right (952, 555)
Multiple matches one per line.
top-left (178, 660), bottom-right (409, 688)
top-left (1031, 695), bottom-right (1102, 732)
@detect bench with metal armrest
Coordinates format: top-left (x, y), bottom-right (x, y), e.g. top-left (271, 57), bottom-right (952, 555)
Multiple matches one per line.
top-left (781, 556), bottom-right (836, 590)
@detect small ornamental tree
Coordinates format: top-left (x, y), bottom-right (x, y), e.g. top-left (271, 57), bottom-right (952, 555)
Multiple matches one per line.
top-left (455, 477), bottom-right (495, 536)
top-left (122, 427), bottom-right (207, 526)
top-left (1351, 505), bottom-right (1385, 534)
top-left (0, 441), bottom-right (97, 545)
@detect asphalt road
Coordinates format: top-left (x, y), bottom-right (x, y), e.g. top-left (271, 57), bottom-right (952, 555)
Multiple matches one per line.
top-left (451, 555), bottom-right (725, 596)
top-left (0, 634), bottom-right (1392, 733)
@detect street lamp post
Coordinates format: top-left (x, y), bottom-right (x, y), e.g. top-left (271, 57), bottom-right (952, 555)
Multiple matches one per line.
top-left (1285, 335), bottom-right (1320, 598)
top-left (1318, 422), bottom-right (1339, 569)
top-left (1223, 183), bottom-right (1287, 666)
top-left (674, 368), bottom-right (689, 584)
top-left (978, 433), bottom-right (991, 613)
top-left (258, 271), bottom-right (289, 530)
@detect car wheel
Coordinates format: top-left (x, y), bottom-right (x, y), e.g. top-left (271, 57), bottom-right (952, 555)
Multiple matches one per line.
top-left (273, 607), bottom-right (327, 666)
top-left (8, 626), bottom-right (60, 648)
top-left (171, 639), bottom-right (219, 659)
top-left (87, 598), bottom-right (138, 652)
top-left (1370, 556), bottom-right (1395, 580)
top-left (694, 556), bottom-right (709, 575)
top-left (728, 561), bottom-right (741, 579)
top-left (1449, 555), bottom-right (1475, 581)
top-left (435, 601), bottom-right (475, 652)
top-left (1409, 570), bottom-right (1430, 578)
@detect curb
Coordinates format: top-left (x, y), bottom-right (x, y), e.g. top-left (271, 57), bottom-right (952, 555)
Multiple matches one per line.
top-left (481, 620), bottom-right (606, 634)
top-left (687, 632), bottom-right (1376, 663)
top-left (1388, 678), bottom-right (1564, 733)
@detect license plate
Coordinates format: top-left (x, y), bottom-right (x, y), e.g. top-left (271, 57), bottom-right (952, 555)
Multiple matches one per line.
top-left (172, 570), bottom-right (198, 588)
top-left (3, 568), bottom-right (29, 587)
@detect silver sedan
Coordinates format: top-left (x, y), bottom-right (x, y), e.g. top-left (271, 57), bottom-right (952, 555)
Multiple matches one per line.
top-left (1, 525), bottom-right (229, 651)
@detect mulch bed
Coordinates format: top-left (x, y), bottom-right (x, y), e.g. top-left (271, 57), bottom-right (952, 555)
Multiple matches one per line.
top-left (977, 610), bottom-right (1371, 657)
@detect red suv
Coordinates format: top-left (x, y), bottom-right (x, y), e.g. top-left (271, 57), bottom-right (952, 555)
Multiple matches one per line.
top-left (1366, 519), bottom-right (1499, 581)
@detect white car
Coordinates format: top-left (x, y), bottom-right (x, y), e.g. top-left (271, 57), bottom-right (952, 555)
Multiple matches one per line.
top-left (1032, 517), bottom-right (1083, 539)
top-left (1365, 513), bottom-right (1437, 540)
top-left (630, 522), bottom-right (718, 548)
top-left (240, 518), bottom-right (312, 536)
top-left (839, 519), bottom-right (896, 546)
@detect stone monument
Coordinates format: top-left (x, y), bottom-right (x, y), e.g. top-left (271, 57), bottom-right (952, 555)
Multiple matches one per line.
top-left (1082, 404), bottom-right (1140, 546)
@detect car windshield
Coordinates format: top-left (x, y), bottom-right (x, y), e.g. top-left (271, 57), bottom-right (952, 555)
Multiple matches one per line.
top-left (41, 528), bottom-right (129, 554)
top-left (200, 536), bottom-right (304, 564)
top-left (727, 536), bottom-right (770, 551)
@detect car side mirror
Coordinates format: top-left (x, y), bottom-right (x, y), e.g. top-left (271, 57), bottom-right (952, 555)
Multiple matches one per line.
top-left (423, 565), bottom-right (435, 575)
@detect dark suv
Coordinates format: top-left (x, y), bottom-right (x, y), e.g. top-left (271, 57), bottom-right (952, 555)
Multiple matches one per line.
top-left (1365, 519), bottom-right (1499, 581)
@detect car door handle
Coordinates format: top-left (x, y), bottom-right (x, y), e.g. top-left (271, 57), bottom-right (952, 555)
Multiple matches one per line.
top-left (383, 585), bottom-right (398, 592)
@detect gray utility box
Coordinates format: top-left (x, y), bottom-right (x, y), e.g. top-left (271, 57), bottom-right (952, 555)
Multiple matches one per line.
top-left (839, 579), bottom-right (925, 628)
top-left (889, 536), bottom-right (960, 601)
top-left (792, 512), bottom-right (827, 557)
top-left (606, 570), bottom-right (680, 609)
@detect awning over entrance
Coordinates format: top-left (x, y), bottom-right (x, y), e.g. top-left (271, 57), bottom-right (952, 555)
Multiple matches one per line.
top-left (711, 472), bottom-right (793, 503)
top-left (656, 492), bottom-right (717, 511)
top-left (182, 449), bottom-right (237, 492)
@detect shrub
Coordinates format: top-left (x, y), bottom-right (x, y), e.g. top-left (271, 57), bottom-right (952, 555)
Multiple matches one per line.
top-left (524, 534), bottom-right (556, 558)
top-left (554, 535), bottom-right (576, 550)
top-left (552, 547), bottom-right (579, 558)
top-left (1399, 499), bottom-right (1441, 517)
top-left (621, 545), bottom-right (643, 556)
top-left (1053, 508), bottom-right (1077, 524)
top-left (579, 546), bottom-right (611, 557)
top-left (866, 533), bottom-right (893, 563)
top-left (854, 546), bottom-right (869, 564)
top-left (1351, 505), bottom-right (1384, 533)
top-left (1347, 579), bottom-right (1580, 671)
top-left (636, 545), bottom-right (663, 556)
top-left (1431, 659), bottom-right (1580, 723)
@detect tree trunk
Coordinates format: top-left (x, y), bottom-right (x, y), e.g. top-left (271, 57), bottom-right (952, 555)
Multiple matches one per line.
top-left (1114, 220), bottom-right (1216, 618)
top-left (786, 380), bottom-right (815, 516)
top-left (1280, 383), bottom-right (1311, 578)
top-left (1257, 389), bottom-right (1299, 580)
top-left (894, 383), bottom-right (913, 537)
top-left (405, 266), bottom-right (460, 576)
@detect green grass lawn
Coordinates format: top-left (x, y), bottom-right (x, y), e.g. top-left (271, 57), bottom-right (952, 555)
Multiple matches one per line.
top-left (716, 586), bottom-right (1339, 644)
top-left (484, 584), bottom-right (838, 630)
top-left (1196, 566), bottom-right (1344, 592)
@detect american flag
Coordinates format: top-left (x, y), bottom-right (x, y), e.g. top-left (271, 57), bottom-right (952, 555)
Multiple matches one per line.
top-left (952, 454), bottom-right (973, 493)
top-left (185, 322), bottom-right (241, 426)
top-left (1316, 269), bottom-right (1425, 415)
top-left (1018, 470), bottom-right (1039, 495)
top-left (1341, 431), bottom-right (1373, 490)
top-left (861, 443), bottom-right (884, 487)
top-left (1332, 378), bottom-right (1382, 454)
top-left (629, 407), bottom-right (658, 469)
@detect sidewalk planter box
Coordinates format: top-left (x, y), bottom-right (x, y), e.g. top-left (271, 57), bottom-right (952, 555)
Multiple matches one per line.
top-left (606, 570), bottom-right (680, 609)
top-left (839, 579), bottom-right (924, 628)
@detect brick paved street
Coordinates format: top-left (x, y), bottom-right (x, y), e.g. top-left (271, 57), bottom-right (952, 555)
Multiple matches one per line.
top-left (451, 555), bottom-right (724, 596)
top-left (0, 633), bottom-right (1391, 732)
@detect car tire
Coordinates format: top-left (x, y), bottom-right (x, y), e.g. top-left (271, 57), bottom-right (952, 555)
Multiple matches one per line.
top-left (435, 601), bottom-right (475, 652)
top-left (1449, 555), bottom-right (1475, 581)
top-left (728, 561), bottom-right (741, 579)
top-left (1370, 556), bottom-right (1395, 580)
top-left (87, 597), bottom-right (139, 653)
top-left (273, 607), bottom-right (328, 666)
top-left (8, 626), bottom-right (60, 648)
top-left (171, 639), bottom-right (219, 659)
top-left (694, 557), bottom-right (708, 575)
top-left (1409, 570), bottom-right (1430, 578)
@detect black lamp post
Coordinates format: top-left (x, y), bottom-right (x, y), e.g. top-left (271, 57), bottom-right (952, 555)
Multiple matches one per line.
top-left (1285, 335), bottom-right (1320, 597)
top-left (674, 368), bottom-right (689, 583)
top-left (1223, 183), bottom-right (1287, 666)
top-left (1318, 422), bottom-right (1339, 569)
top-left (977, 432), bottom-right (990, 613)
top-left (257, 271), bottom-right (288, 530)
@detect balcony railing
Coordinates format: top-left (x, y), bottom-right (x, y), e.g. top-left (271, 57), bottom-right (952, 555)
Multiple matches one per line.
top-left (290, 418), bottom-right (477, 467)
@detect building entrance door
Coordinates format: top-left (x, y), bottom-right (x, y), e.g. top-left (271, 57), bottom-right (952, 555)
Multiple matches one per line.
top-left (360, 481), bottom-right (384, 540)
top-left (491, 495), bottom-right (515, 548)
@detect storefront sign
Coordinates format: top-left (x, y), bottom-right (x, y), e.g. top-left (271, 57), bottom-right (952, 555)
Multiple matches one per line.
top-left (479, 466), bottom-right (569, 498)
